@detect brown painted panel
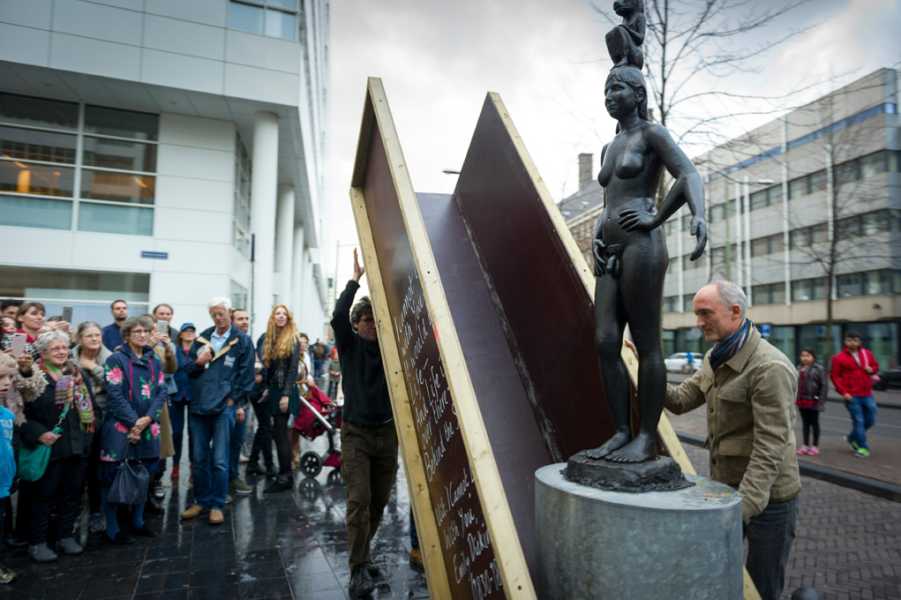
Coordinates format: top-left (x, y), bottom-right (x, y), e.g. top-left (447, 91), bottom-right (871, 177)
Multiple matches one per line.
top-left (454, 95), bottom-right (615, 460)
top-left (361, 125), bottom-right (503, 600)
top-left (417, 192), bottom-right (548, 575)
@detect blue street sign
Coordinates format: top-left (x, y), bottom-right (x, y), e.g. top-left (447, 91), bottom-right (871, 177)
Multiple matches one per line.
top-left (141, 250), bottom-right (169, 260)
top-left (759, 323), bottom-right (772, 337)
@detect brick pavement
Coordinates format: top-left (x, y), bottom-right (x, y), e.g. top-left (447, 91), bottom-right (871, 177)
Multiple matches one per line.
top-left (681, 444), bottom-right (901, 600)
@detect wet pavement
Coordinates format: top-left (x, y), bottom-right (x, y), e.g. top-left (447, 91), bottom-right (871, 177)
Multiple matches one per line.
top-left (0, 434), bottom-right (429, 600)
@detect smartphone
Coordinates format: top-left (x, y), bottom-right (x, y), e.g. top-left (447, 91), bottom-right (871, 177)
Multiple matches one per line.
top-left (10, 333), bottom-right (27, 357)
top-left (156, 320), bottom-right (169, 335)
top-left (61, 306), bottom-right (73, 324)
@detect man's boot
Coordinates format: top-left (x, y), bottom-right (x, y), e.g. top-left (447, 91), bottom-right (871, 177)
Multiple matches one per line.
top-left (349, 564), bottom-right (375, 598)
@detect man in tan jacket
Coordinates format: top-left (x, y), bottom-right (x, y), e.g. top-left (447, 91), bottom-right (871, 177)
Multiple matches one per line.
top-left (666, 279), bottom-right (800, 600)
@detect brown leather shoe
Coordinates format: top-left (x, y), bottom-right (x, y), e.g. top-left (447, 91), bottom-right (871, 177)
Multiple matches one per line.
top-left (180, 504), bottom-right (204, 520)
top-left (208, 508), bottom-right (225, 525)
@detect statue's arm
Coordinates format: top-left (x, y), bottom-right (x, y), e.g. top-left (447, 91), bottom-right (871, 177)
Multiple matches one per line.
top-left (647, 124), bottom-right (704, 228)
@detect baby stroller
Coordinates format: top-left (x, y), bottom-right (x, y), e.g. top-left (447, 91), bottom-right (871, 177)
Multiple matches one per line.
top-left (293, 381), bottom-right (343, 481)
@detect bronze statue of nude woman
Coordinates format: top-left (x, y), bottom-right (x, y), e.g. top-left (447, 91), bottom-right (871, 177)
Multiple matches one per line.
top-left (585, 61), bottom-right (707, 464)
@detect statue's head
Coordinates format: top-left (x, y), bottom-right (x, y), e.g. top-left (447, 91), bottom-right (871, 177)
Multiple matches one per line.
top-left (605, 66), bottom-right (649, 122)
top-left (613, 0), bottom-right (643, 18)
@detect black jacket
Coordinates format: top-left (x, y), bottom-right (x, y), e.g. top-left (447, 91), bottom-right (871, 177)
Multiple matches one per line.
top-left (330, 281), bottom-right (392, 426)
top-left (256, 333), bottom-right (299, 409)
top-left (20, 373), bottom-right (92, 461)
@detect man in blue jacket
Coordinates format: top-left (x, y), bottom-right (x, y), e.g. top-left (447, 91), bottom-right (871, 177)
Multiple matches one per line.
top-left (180, 297), bottom-right (254, 526)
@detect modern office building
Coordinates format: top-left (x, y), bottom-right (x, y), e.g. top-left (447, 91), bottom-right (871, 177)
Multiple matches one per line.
top-left (562, 68), bottom-right (900, 368)
top-left (0, 0), bottom-right (330, 339)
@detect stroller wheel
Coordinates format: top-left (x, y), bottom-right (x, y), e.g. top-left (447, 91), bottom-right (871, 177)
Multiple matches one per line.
top-left (299, 477), bottom-right (321, 501)
top-left (300, 451), bottom-right (323, 478)
top-left (327, 469), bottom-right (342, 485)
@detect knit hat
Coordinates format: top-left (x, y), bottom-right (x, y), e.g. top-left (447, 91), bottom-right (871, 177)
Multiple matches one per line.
top-left (0, 353), bottom-right (15, 376)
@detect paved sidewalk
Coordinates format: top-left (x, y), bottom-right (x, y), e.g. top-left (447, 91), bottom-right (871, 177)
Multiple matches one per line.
top-left (0, 435), bottom-right (428, 600)
top-left (680, 444), bottom-right (901, 600)
top-left (666, 406), bottom-right (901, 487)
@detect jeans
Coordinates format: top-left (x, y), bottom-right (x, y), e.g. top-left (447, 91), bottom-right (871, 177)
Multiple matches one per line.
top-left (341, 422), bottom-right (398, 570)
top-left (846, 395), bottom-right (877, 450)
top-left (169, 399), bottom-right (191, 468)
top-left (798, 408), bottom-right (820, 447)
top-left (227, 405), bottom-right (247, 482)
top-left (190, 411), bottom-right (231, 510)
top-left (745, 496), bottom-right (798, 600)
top-left (99, 486), bottom-right (145, 540)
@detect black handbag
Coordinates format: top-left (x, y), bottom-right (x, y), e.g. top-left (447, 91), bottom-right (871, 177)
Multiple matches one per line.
top-left (107, 448), bottom-right (150, 505)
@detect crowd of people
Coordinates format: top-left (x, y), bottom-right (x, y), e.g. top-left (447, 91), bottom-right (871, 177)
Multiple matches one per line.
top-left (0, 294), bottom-right (346, 584)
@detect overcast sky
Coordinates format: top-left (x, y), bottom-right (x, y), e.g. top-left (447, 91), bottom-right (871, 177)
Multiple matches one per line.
top-left (323, 0), bottom-right (900, 284)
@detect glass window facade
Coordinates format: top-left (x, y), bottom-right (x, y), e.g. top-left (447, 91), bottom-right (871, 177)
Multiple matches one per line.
top-left (228, 1), bottom-right (298, 41)
top-left (233, 133), bottom-right (252, 258)
top-left (0, 265), bottom-right (150, 327)
top-left (0, 92), bottom-right (158, 235)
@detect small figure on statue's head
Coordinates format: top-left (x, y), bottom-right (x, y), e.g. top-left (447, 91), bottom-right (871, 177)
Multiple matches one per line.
top-left (606, 0), bottom-right (645, 69)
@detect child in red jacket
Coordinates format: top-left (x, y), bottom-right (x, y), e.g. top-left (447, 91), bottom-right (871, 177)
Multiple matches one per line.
top-left (830, 332), bottom-right (879, 457)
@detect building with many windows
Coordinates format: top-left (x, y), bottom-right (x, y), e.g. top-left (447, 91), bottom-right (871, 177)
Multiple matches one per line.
top-left (561, 68), bottom-right (900, 368)
top-left (0, 0), bottom-right (330, 339)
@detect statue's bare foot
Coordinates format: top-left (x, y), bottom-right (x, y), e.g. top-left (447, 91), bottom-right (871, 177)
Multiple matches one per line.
top-left (584, 430), bottom-right (631, 460)
top-left (605, 433), bottom-right (656, 463)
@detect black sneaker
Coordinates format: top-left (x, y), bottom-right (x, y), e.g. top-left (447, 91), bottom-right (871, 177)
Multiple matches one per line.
top-left (131, 526), bottom-right (157, 538)
top-left (102, 532), bottom-right (135, 546)
top-left (264, 476), bottom-right (293, 494)
top-left (349, 565), bottom-right (375, 598)
top-left (245, 463), bottom-right (266, 477)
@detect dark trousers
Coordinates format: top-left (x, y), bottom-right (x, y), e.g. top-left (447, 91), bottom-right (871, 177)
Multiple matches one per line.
top-left (272, 411), bottom-right (292, 476)
top-left (249, 399), bottom-right (274, 470)
top-left (341, 422), bottom-right (398, 570)
top-left (746, 496), bottom-right (798, 600)
top-left (29, 456), bottom-right (86, 545)
top-left (87, 436), bottom-right (102, 514)
top-left (799, 408), bottom-right (820, 446)
top-left (169, 399), bottom-right (191, 468)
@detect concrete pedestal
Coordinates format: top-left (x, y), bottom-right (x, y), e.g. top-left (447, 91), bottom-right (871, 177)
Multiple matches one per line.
top-left (535, 464), bottom-right (742, 600)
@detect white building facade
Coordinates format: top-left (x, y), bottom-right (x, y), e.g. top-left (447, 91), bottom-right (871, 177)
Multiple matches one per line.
top-left (0, 0), bottom-right (330, 340)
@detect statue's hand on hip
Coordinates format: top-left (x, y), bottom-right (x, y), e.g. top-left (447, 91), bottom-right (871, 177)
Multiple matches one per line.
top-left (689, 216), bottom-right (708, 260)
top-left (617, 208), bottom-right (656, 232)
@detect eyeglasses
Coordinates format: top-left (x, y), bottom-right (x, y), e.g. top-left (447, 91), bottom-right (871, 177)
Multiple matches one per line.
top-left (130, 329), bottom-right (149, 336)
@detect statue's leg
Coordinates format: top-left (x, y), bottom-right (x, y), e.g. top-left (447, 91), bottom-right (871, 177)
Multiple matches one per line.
top-left (585, 273), bottom-right (631, 460)
top-left (606, 237), bottom-right (667, 463)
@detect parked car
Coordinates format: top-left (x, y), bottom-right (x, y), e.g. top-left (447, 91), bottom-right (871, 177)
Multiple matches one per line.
top-left (665, 352), bottom-right (698, 374)
top-left (872, 367), bottom-right (901, 391)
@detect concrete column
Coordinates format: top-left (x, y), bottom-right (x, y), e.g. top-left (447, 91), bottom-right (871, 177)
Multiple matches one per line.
top-left (275, 185), bottom-right (295, 305)
top-left (291, 223), bottom-right (306, 318)
top-left (250, 111), bottom-right (279, 340)
top-left (535, 465), bottom-right (742, 599)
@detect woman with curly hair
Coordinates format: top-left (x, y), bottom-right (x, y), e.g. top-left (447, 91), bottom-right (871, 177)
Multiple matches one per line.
top-left (252, 305), bottom-right (299, 493)
top-left (18, 330), bottom-right (95, 562)
top-left (98, 316), bottom-right (166, 544)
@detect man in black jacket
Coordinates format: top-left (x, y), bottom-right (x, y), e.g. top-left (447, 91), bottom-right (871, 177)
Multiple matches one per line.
top-left (332, 250), bottom-right (396, 598)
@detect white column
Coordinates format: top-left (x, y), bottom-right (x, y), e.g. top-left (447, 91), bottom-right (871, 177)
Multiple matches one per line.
top-left (250, 111), bottom-right (279, 340)
top-left (291, 223), bottom-right (306, 317)
top-left (743, 176), bottom-right (752, 306)
top-left (734, 181), bottom-right (743, 289)
top-left (782, 117), bottom-right (791, 305)
top-left (275, 185), bottom-right (295, 305)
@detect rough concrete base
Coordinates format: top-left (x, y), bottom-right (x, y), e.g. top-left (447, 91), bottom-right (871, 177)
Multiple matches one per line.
top-left (535, 464), bottom-right (743, 600)
top-left (565, 452), bottom-right (693, 492)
